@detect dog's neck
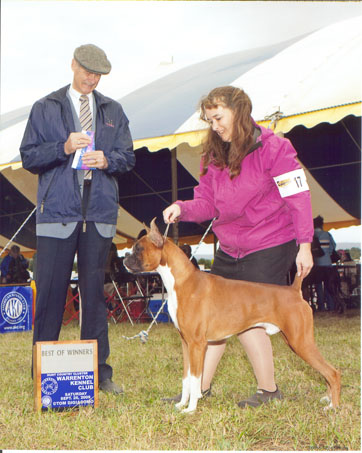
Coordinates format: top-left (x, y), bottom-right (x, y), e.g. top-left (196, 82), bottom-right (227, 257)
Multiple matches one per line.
top-left (159, 239), bottom-right (197, 283)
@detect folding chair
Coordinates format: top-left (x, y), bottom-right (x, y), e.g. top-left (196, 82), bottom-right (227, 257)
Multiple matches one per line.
top-left (105, 279), bottom-right (134, 325)
top-left (116, 277), bottom-right (148, 323)
top-left (63, 284), bottom-right (80, 325)
top-left (118, 294), bottom-right (150, 323)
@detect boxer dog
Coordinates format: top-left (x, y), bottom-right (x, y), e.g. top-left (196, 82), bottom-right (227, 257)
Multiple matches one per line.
top-left (124, 219), bottom-right (341, 413)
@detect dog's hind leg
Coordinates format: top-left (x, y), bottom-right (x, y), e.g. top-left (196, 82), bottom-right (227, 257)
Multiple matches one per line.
top-left (181, 340), bottom-right (207, 413)
top-left (281, 318), bottom-right (341, 408)
top-left (294, 341), bottom-right (340, 409)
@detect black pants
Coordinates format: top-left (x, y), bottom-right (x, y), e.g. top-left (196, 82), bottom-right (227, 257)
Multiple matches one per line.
top-left (33, 222), bottom-right (113, 382)
top-left (211, 240), bottom-right (298, 285)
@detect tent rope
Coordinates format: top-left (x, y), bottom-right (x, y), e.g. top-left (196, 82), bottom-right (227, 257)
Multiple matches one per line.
top-left (122, 218), bottom-right (216, 343)
top-left (0, 206), bottom-right (37, 258)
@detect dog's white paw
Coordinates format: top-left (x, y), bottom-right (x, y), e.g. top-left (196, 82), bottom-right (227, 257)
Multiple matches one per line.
top-left (320, 395), bottom-right (335, 411)
top-left (181, 406), bottom-right (196, 414)
top-left (323, 403), bottom-right (334, 412)
top-left (320, 395), bottom-right (331, 404)
top-left (175, 401), bottom-right (187, 410)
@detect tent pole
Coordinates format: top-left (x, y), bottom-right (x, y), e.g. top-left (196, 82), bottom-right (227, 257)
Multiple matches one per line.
top-left (171, 148), bottom-right (179, 244)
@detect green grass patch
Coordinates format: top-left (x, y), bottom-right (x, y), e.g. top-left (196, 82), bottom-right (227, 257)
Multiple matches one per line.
top-left (0, 310), bottom-right (360, 450)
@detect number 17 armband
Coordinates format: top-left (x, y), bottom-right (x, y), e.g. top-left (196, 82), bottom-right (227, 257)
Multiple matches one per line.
top-left (273, 168), bottom-right (309, 198)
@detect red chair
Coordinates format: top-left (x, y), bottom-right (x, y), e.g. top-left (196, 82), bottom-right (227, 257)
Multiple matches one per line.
top-left (63, 284), bottom-right (80, 325)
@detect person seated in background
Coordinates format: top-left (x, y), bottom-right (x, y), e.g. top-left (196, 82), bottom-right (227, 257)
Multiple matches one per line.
top-left (0, 245), bottom-right (30, 284)
top-left (338, 249), bottom-right (354, 264)
top-left (179, 243), bottom-right (200, 269)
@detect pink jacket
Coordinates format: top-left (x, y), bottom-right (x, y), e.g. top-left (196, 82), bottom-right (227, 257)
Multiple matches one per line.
top-left (176, 125), bottom-right (314, 259)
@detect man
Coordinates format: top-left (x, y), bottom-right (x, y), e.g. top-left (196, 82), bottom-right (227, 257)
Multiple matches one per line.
top-left (20, 44), bottom-right (135, 393)
top-left (313, 215), bottom-right (337, 311)
top-left (0, 245), bottom-right (29, 284)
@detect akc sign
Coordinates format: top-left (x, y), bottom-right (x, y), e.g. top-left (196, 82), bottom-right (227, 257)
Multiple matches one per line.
top-left (0, 286), bottom-right (33, 333)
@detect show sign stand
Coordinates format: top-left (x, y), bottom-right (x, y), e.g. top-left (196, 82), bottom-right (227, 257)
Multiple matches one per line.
top-left (33, 340), bottom-right (98, 411)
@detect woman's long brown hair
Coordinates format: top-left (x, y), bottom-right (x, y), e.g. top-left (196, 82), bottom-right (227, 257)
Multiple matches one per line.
top-left (199, 86), bottom-right (254, 179)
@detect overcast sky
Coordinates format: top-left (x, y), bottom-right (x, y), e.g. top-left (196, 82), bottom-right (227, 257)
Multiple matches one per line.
top-left (1, 0), bottom-right (361, 114)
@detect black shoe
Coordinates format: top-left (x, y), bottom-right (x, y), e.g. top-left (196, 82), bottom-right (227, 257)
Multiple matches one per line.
top-left (237, 386), bottom-right (283, 408)
top-left (99, 378), bottom-right (123, 395)
top-left (161, 386), bottom-right (212, 403)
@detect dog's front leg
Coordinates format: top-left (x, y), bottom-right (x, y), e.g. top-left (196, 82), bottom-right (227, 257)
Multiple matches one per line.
top-left (175, 337), bottom-right (190, 410)
top-left (182, 341), bottom-right (207, 413)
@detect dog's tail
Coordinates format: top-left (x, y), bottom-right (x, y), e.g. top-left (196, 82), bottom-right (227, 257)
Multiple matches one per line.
top-left (292, 274), bottom-right (303, 291)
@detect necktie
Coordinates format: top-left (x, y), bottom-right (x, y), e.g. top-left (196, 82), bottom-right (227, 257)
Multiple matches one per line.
top-left (79, 95), bottom-right (92, 179)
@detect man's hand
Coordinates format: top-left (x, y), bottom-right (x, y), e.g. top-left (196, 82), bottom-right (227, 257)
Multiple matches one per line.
top-left (81, 150), bottom-right (108, 170)
top-left (64, 132), bottom-right (91, 155)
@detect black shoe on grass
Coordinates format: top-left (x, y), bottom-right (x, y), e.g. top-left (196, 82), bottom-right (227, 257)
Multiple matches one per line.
top-left (99, 378), bottom-right (123, 395)
top-left (237, 386), bottom-right (283, 408)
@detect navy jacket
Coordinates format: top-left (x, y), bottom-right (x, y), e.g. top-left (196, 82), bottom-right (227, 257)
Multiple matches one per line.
top-left (20, 85), bottom-right (135, 225)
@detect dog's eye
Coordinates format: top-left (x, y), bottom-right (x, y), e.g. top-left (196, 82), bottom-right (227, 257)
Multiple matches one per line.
top-left (134, 244), bottom-right (143, 254)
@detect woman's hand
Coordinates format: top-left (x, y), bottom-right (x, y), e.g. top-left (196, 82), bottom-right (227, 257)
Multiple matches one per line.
top-left (296, 243), bottom-right (313, 278)
top-left (163, 204), bottom-right (181, 224)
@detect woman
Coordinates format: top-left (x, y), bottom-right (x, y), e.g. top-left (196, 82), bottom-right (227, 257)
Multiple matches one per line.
top-left (163, 86), bottom-right (314, 408)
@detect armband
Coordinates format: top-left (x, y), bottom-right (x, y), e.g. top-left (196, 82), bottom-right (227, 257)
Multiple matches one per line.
top-left (273, 168), bottom-right (309, 198)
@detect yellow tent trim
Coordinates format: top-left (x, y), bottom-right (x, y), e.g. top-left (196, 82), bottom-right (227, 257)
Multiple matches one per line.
top-left (133, 129), bottom-right (208, 152)
top-left (273, 102), bottom-right (362, 134)
top-left (324, 219), bottom-right (361, 230)
top-left (133, 102), bottom-right (361, 151)
top-left (0, 161), bottom-right (23, 171)
top-left (1, 102), bottom-right (360, 169)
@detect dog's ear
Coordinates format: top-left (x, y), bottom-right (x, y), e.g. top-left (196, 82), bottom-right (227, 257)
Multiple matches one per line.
top-left (142, 222), bottom-right (150, 234)
top-left (149, 217), bottom-right (164, 248)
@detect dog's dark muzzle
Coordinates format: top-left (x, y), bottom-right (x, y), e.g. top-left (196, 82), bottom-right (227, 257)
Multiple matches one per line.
top-left (123, 254), bottom-right (144, 273)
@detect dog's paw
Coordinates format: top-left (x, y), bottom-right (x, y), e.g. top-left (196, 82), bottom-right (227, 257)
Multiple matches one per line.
top-left (320, 395), bottom-right (331, 405)
top-left (181, 406), bottom-right (196, 414)
top-left (320, 395), bottom-right (335, 411)
top-left (175, 401), bottom-right (187, 410)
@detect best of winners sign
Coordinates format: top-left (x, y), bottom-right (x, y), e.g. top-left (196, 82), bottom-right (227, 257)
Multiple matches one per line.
top-left (33, 340), bottom-right (98, 411)
top-left (0, 286), bottom-right (33, 333)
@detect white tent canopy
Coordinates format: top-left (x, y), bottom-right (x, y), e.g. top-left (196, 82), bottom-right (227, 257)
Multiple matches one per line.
top-left (177, 15), bottom-right (362, 136)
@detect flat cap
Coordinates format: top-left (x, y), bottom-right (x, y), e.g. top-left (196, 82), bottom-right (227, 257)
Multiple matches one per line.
top-left (74, 44), bottom-right (111, 75)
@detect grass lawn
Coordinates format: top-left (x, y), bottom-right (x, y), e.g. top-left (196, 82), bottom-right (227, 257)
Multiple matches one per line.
top-left (0, 309), bottom-right (360, 451)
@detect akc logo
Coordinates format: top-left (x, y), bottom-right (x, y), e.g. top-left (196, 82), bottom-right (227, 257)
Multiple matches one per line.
top-left (41, 377), bottom-right (59, 396)
top-left (1, 291), bottom-right (28, 325)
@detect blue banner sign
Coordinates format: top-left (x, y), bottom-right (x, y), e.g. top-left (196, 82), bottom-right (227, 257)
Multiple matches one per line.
top-left (0, 286), bottom-right (33, 333)
top-left (41, 370), bottom-right (95, 409)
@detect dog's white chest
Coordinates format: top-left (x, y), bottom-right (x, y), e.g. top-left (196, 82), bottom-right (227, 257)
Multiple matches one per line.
top-left (156, 264), bottom-right (179, 330)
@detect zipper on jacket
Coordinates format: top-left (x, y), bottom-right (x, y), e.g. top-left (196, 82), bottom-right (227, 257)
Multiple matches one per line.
top-left (82, 180), bottom-right (92, 233)
top-left (40, 171), bottom-right (57, 214)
